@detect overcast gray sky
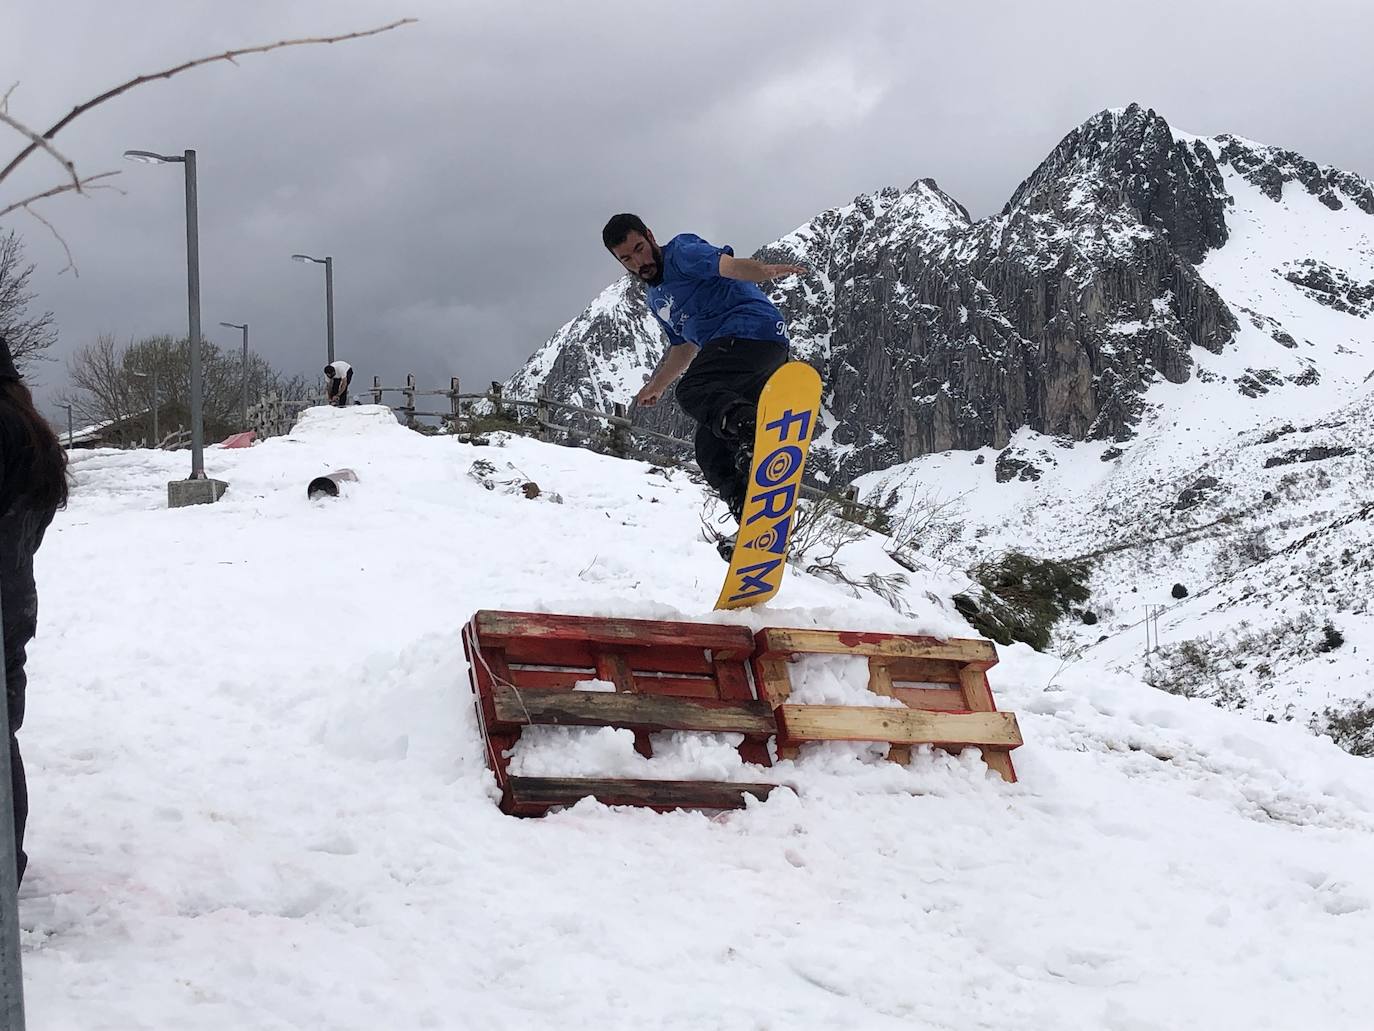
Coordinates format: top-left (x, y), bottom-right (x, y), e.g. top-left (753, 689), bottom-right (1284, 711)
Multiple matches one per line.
top-left (4, 0), bottom-right (1373, 420)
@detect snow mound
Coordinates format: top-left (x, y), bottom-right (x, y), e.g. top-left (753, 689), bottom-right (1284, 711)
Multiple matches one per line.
top-left (289, 403), bottom-right (407, 438)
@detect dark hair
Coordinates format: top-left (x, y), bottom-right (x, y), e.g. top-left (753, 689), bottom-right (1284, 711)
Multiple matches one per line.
top-left (1, 379), bottom-right (69, 513)
top-left (602, 213), bottom-right (650, 251)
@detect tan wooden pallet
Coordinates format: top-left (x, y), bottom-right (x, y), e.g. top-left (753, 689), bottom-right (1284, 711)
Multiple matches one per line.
top-left (751, 628), bottom-right (1022, 782)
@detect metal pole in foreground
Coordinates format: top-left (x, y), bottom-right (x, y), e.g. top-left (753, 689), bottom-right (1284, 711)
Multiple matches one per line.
top-left (182, 150), bottom-right (205, 479)
top-left (0, 589), bottom-right (29, 1030)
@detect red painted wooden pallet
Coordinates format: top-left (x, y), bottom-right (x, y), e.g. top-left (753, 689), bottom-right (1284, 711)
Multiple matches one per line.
top-left (463, 610), bottom-right (777, 816)
top-left (751, 628), bottom-right (1022, 782)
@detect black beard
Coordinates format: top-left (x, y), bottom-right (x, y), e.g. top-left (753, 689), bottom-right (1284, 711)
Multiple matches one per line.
top-left (641, 242), bottom-right (665, 286)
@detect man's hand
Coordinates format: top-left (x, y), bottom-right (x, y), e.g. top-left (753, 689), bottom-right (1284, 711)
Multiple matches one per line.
top-left (718, 254), bottom-right (808, 284)
top-left (635, 381), bottom-right (666, 407)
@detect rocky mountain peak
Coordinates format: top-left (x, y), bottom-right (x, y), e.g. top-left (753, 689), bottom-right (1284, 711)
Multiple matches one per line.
top-left (508, 105), bottom-right (1371, 486)
top-left (1004, 103), bottom-right (1229, 264)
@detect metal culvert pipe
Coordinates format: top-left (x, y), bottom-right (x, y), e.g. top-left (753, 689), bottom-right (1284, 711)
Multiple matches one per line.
top-left (307, 468), bottom-right (359, 499)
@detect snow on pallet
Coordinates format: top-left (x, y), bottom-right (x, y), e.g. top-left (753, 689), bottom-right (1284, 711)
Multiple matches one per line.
top-left (465, 611), bottom-right (1023, 814)
top-left (751, 627), bottom-right (1022, 782)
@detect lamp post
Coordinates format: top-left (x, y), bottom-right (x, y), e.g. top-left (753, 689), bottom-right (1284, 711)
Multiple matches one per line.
top-left (219, 321), bottom-right (249, 429)
top-left (61, 402), bottom-right (72, 447)
top-left (125, 148), bottom-right (226, 506)
top-left (290, 253), bottom-right (334, 366)
top-left (129, 368), bottom-right (160, 445)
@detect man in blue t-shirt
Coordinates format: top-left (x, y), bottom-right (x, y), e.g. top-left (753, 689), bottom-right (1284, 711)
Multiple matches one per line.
top-left (601, 213), bottom-right (805, 542)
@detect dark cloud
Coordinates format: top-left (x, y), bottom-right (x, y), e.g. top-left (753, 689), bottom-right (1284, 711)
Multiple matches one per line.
top-left (4, 0), bottom-right (1372, 417)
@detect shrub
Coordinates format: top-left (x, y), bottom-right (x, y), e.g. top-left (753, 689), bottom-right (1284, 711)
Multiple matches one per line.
top-left (955, 552), bottom-right (1092, 651)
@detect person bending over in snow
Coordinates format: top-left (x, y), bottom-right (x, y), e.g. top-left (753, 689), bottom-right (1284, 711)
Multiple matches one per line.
top-left (0, 336), bottom-right (69, 884)
top-left (602, 214), bottom-right (804, 552)
top-left (325, 360), bottom-right (353, 407)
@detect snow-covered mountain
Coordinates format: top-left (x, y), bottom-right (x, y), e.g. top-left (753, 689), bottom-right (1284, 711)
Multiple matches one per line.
top-left (506, 103), bottom-right (1374, 744)
top-left (508, 103), bottom-right (1373, 484)
top-left (26, 408), bottom-right (1374, 1027)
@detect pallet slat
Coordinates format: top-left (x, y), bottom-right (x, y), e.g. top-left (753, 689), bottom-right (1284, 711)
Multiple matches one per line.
top-left (476, 611), bottom-right (755, 658)
top-left (490, 686), bottom-right (776, 735)
top-left (777, 705), bottom-right (1023, 749)
top-left (883, 657), bottom-right (966, 685)
top-left (505, 777), bottom-right (775, 815)
top-left (889, 686), bottom-right (968, 711)
top-left (757, 628), bottom-right (998, 669)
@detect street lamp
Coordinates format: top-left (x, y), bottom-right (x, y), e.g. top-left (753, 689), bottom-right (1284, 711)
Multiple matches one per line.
top-left (291, 253), bottom-right (334, 366)
top-left (129, 368), bottom-right (159, 445)
top-left (219, 321), bottom-right (249, 428)
top-left (125, 147), bottom-right (226, 506)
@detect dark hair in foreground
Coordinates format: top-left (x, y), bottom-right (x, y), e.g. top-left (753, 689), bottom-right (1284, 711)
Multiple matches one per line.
top-left (602, 213), bottom-right (650, 251)
top-left (1, 379), bottom-right (69, 513)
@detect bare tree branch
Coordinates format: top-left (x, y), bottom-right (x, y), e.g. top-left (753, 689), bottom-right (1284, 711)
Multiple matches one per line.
top-left (0, 83), bottom-right (17, 113)
top-left (25, 205), bottom-right (77, 276)
top-left (0, 171), bottom-right (122, 220)
top-left (0, 18), bottom-right (417, 188)
top-left (0, 108), bottom-right (80, 193)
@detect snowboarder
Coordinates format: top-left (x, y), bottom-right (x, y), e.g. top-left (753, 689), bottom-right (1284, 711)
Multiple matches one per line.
top-left (325, 360), bottom-right (353, 407)
top-left (0, 336), bottom-right (69, 884)
top-left (601, 214), bottom-right (805, 541)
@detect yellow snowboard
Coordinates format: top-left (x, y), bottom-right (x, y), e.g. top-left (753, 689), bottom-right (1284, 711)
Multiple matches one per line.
top-left (715, 361), bottom-right (823, 610)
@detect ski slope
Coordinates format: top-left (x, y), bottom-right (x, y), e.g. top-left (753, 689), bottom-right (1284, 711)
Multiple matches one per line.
top-left (20, 407), bottom-right (1374, 1029)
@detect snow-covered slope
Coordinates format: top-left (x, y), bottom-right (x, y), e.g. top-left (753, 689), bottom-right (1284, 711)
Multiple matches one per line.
top-left (20, 407), bottom-right (1374, 1028)
top-left (851, 130), bottom-right (1374, 739)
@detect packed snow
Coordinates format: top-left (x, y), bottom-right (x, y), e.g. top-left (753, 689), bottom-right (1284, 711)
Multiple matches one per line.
top-left (17, 406), bottom-right (1374, 1029)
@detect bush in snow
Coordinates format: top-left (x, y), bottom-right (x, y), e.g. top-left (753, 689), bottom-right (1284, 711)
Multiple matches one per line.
top-left (1143, 613), bottom-right (1341, 713)
top-left (1311, 699), bottom-right (1374, 758)
top-left (955, 551), bottom-right (1092, 651)
top-left (1317, 622), bottom-right (1345, 652)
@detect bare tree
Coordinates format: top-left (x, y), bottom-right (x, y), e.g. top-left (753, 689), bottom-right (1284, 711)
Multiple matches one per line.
top-left (62, 332), bottom-right (314, 445)
top-left (0, 230), bottom-right (56, 371)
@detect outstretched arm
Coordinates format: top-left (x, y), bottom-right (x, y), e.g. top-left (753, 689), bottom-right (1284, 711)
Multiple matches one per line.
top-left (634, 343), bottom-right (697, 407)
top-left (718, 254), bottom-right (806, 283)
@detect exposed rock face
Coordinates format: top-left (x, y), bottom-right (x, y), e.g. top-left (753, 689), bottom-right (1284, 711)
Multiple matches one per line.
top-left (508, 104), bottom-right (1374, 484)
top-left (1215, 135), bottom-right (1374, 214)
top-left (1282, 260), bottom-right (1374, 318)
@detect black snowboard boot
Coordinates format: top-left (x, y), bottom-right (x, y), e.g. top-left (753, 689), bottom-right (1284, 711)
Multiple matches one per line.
top-left (717, 400), bottom-right (758, 482)
top-left (715, 488), bottom-right (746, 562)
top-left (715, 533), bottom-right (737, 562)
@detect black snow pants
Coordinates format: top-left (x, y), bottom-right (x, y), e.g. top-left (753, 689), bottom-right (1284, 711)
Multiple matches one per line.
top-left (674, 337), bottom-right (788, 516)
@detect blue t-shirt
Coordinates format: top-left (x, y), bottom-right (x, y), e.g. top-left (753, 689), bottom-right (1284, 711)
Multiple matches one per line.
top-left (645, 234), bottom-right (789, 349)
